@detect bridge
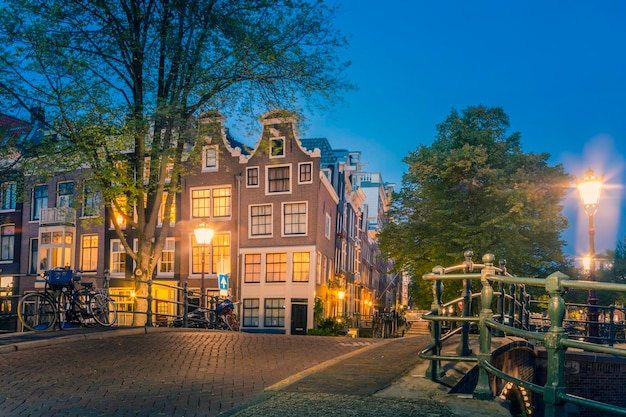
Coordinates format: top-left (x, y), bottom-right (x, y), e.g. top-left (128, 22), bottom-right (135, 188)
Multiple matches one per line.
top-left (3, 251), bottom-right (626, 417)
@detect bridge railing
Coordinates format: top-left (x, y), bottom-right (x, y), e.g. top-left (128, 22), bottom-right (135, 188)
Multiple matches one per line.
top-left (420, 252), bottom-right (626, 417)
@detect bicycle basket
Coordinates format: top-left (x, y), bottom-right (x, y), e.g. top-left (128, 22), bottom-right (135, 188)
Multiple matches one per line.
top-left (47, 269), bottom-right (74, 289)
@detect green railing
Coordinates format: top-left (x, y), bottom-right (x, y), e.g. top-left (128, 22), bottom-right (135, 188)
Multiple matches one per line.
top-left (420, 252), bottom-right (626, 417)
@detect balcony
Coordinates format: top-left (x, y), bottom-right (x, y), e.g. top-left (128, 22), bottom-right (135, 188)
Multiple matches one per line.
top-left (40, 207), bottom-right (76, 226)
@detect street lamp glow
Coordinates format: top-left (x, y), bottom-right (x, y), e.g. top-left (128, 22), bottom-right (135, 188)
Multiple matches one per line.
top-left (194, 223), bottom-right (215, 245)
top-left (577, 168), bottom-right (603, 215)
top-left (582, 255), bottom-right (591, 273)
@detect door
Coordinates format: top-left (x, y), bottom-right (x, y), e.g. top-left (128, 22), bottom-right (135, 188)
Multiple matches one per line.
top-left (291, 303), bottom-right (307, 335)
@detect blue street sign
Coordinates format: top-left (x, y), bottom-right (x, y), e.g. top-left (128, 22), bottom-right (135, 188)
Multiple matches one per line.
top-left (218, 274), bottom-right (229, 290)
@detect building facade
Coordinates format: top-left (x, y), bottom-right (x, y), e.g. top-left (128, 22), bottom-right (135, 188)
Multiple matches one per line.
top-left (0, 109), bottom-right (398, 334)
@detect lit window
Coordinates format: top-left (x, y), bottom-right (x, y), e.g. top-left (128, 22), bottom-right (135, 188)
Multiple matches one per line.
top-left (244, 254), bottom-right (261, 283)
top-left (212, 233), bottom-right (230, 274)
top-left (191, 234), bottom-right (211, 275)
top-left (80, 235), bottom-right (98, 272)
top-left (267, 165), bottom-right (290, 193)
top-left (266, 253), bottom-right (286, 282)
top-left (292, 252), bottom-right (310, 282)
top-left (191, 187), bottom-right (231, 219)
top-left (250, 204), bottom-right (272, 237)
top-left (0, 182), bottom-right (17, 211)
top-left (283, 202), bottom-right (307, 235)
top-left (159, 238), bottom-right (175, 274)
top-left (159, 193), bottom-right (176, 225)
top-left (0, 224), bottom-right (15, 262)
top-left (111, 195), bottom-right (129, 228)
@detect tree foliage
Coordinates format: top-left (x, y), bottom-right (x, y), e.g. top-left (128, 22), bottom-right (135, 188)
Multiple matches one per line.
top-left (0, 0), bottom-right (351, 283)
top-left (378, 106), bottom-right (572, 307)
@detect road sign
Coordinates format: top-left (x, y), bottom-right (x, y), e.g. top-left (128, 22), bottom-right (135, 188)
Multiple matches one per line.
top-left (218, 274), bottom-right (229, 291)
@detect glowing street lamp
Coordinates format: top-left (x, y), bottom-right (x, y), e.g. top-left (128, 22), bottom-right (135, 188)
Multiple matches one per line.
top-left (577, 168), bottom-right (603, 341)
top-left (194, 223), bottom-right (214, 308)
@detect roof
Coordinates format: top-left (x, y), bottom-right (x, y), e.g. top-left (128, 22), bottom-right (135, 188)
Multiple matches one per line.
top-left (300, 138), bottom-right (337, 166)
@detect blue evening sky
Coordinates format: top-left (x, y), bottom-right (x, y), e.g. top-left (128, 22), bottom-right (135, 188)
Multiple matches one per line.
top-left (302, 0), bottom-right (626, 259)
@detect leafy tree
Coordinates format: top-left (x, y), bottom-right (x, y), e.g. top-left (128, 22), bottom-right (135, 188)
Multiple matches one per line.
top-left (0, 0), bottom-right (352, 322)
top-left (379, 105), bottom-right (572, 307)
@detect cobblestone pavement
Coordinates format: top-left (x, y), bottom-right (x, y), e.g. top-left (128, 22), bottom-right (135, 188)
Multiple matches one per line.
top-left (0, 328), bottom-right (511, 417)
top-left (0, 328), bottom-right (382, 417)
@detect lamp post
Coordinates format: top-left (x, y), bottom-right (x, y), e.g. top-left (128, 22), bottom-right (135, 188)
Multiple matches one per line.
top-left (194, 223), bottom-right (214, 308)
top-left (577, 168), bottom-right (603, 341)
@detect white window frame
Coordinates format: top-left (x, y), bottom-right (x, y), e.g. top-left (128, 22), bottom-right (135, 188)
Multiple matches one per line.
top-left (298, 162), bottom-right (313, 184)
top-left (157, 237), bottom-right (175, 276)
top-left (82, 180), bottom-right (100, 218)
top-left (249, 204), bottom-right (273, 238)
top-left (266, 164), bottom-right (291, 195)
top-left (57, 181), bottom-right (74, 208)
top-left (202, 145), bottom-right (219, 172)
top-left (190, 186), bottom-right (232, 220)
top-left (269, 137), bottom-right (285, 158)
top-left (325, 212), bottom-right (331, 240)
top-left (80, 234), bottom-right (99, 272)
top-left (246, 166), bottom-right (260, 188)
top-left (110, 239), bottom-right (127, 276)
top-left (282, 201), bottom-right (307, 236)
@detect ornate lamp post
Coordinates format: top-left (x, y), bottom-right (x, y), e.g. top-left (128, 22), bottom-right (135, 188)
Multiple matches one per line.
top-left (577, 168), bottom-right (603, 341)
top-left (194, 223), bottom-right (214, 308)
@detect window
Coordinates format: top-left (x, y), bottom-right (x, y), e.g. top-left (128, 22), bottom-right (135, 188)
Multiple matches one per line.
top-left (244, 254), bottom-right (261, 283)
top-left (110, 240), bottom-right (126, 275)
top-left (82, 181), bottom-right (100, 217)
top-left (212, 233), bottom-right (230, 274)
top-left (57, 181), bottom-right (74, 207)
top-left (292, 252), bottom-right (310, 282)
top-left (191, 187), bottom-right (231, 219)
top-left (111, 195), bottom-right (129, 228)
top-left (242, 299), bottom-right (260, 327)
top-left (299, 162), bottom-right (313, 183)
top-left (250, 204), bottom-right (272, 237)
top-left (266, 253), bottom-right (286, 282)
top-left (264, 298), bottom-right (285, 327)
top-left (270, 138), bottom-right (284, 157)
top-left (267, 165), bottom-right (290, 193)
top-left (325, 212), bottom-right (331, 239)
top-left (191, 234), bottom-right (211, 274)
top-left (202, 145), bottom-right (218, 171)
top-left (0, 225), bottom-right (15, 262)
top-left (159, 193), bottom-right (176, 225)
top-left (0, 182), bottom-right (16, 211)
top-left (80, 235), bottom-right (98, 272)
top-left (29, 238), bottom-right (39, 274)
top-left (212, 188), bottom-right (231, 217)
top-left (283, 202), bottom-right (307, 235)
top-left (246, 167), bottom-right (259, 187)
top-left (31, 184), bottom-right (48, 221)
top-left (159, 238), bottom-right (175, 274)
top-left (316, 251), bottom-right (322, 285)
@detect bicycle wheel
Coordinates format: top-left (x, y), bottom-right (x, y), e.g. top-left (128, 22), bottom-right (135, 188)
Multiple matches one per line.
top-left (90, 293), bottom-right (117, 326)
top-left (224, 312), bottom-right (239, 331)
top-left (18, 293), bottom-right (57, 331)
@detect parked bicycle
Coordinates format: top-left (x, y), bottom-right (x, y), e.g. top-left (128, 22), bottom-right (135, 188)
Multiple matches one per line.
top-left (18, 269), bottom-right (117, 331)
top-left (170, 297), bottom-right (239, 331)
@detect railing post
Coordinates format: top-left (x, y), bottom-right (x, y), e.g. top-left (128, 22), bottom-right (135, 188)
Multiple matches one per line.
top-left (183, 282), bottom-right (189, 328)
top-left (474, 253), bottom-right (495, 400)
top-left (543, 271), bottom-right (569, 417)
top-left (523, 289), bottom-right (531, 330)
top-left (509, 283), bottom-right (516, 327)
top-left (608, 305), bottom-right (616, 347)
top-left (517, 284), bottom-right (525, 328)
top-left (146, 279), bottom-right (153, 327)
top-left (496, 281), bottom-right (505, 337)
top-left (457, 250), bottom-right (473, 356)
top-left (425, 266), bottom-right (444, 380)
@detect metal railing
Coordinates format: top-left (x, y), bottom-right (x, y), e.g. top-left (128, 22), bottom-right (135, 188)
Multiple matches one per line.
top-left (420, 252), bottom-right (626, 417)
